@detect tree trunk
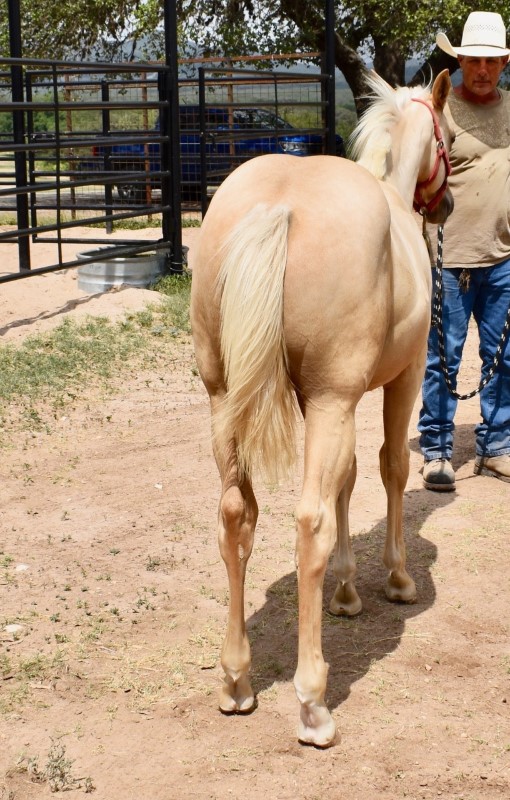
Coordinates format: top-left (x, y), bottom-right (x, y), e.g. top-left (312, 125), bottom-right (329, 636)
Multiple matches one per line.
top-left (408, 51), bottom-right (459, 86)
top-left (372, 40), bottom-right (406, 87)
top-left (331, 33), bottom-right (371, 116)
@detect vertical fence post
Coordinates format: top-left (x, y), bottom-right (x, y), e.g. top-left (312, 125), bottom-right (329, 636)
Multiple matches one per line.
top-left (101, 81), bottom-right (113, 234)
top-left (198, 67), bottom-right (208, 219)
top-left (51, 63), bottom-right (64, 266)
top-left (163, 0), bottom-right (183, 273)
top-left (25, 71), bottom-right (37, 233)
top-left (142, 81), bottom-right (153, 213)
top-left (64, 73), bottom-right (77, 221)
top-left (324, 0), bottom-right (337, 155)
top-left (8, 0), bottom-right (31, 271)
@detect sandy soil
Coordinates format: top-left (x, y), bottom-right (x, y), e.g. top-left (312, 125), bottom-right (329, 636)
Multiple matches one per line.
top-left (0, 226), bottom-right (508, 800)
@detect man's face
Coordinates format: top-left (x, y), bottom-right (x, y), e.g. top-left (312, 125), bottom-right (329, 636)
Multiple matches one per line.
top-left (458, 55), bottom-right (509, 96)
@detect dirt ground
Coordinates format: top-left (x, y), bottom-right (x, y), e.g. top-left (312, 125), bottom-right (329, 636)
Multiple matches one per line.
top-left (0, 227), bottom-right (508, 800)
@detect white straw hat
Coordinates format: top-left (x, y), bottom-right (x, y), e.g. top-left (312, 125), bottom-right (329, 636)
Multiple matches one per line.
top-left (436, 11), bottom-right (510, 58)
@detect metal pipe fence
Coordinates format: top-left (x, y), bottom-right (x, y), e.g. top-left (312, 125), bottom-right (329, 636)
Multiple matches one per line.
top-left (0, 58), bottom-right (178, 281)
top-left (0, 57), bottom-right (338, 282)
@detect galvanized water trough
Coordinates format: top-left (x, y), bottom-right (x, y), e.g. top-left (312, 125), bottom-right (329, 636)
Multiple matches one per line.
top-left (77, 247), bottom-right (168, 294)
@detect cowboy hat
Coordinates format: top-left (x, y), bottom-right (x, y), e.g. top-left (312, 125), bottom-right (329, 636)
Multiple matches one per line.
top-left (436, 11), bottom-right (510, 58)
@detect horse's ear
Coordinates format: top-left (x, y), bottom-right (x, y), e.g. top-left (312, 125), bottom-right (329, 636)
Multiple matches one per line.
top-left (431, 69), bottom-right (452, 112)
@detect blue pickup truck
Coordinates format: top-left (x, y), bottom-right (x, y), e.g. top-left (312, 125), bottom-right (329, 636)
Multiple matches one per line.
top-left (80, 105), bottom-right (345, 203)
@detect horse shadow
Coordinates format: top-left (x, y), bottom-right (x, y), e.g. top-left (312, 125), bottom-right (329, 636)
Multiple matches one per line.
top-left (245, 482), bottom-right (457, 713)
top-left (0, 292), bottom-right (106, 338)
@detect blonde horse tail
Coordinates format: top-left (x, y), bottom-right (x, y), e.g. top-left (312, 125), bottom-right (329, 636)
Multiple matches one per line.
top-left (216, 203), bottom-right (298, 485)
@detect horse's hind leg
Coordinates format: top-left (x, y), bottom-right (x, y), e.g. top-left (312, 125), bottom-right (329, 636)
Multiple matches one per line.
top-left (294, 404), bottom-right (356, 747)
top-left (212, 407), bottom-right (258, 714)
top-left (380, 369), bottom-right (420, 603)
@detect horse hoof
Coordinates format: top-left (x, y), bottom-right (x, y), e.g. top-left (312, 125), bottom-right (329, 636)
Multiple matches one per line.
top-left (329, 582), bottom-right (362, 617)
top-left (298, 704), bottom-right (337, 748)
top-left (219, 675), bottom-right (256, 714)
top-left (385, 570), bottom-right (417, 603)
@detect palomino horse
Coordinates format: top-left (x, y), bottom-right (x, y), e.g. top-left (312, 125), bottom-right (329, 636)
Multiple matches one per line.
top-left (190, 70), bottom-right (453, 747)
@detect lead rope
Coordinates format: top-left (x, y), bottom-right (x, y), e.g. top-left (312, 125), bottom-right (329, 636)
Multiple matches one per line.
top-left (430, 223), bottom-right (510, 400)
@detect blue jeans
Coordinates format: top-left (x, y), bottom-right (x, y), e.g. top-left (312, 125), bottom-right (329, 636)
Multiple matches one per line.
top-left (419, 258), bottom-right (510, 461)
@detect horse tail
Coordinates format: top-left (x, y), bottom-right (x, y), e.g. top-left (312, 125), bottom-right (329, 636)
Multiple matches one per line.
top-left (215, 203), bottom-right (298, 485)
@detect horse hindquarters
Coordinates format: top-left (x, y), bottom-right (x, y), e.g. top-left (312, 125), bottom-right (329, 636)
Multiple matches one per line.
top-left (192, 203), bottom-right (298, 715)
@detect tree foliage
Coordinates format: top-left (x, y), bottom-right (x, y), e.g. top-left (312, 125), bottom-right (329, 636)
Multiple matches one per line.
top-left (178, 1), bottom-right (510, 110)
top-left (0, 0), bottom-right (166, 61)
top-left (1, 0), bottom-right (509, 111)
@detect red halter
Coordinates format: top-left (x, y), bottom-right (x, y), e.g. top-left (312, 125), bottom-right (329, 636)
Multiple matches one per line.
top-left (411, 98), bottom-right (452, 215)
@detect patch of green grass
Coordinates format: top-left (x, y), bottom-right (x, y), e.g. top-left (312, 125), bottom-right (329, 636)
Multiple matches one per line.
top-left (0, 273), bottom-right (192, 429)
top-left (151, 271), bottom-right (192, 298)
top-left (0, 211), bottom-right (201, 229)
top-left (0, 653), bottom-right (12, 678)
top-left (19, 650), bottom-right (65, 680)
top-left (86, 215), bottom-right (201, 230)
top-left (13, 741), bottom-right (94, 793)
top-left (151, 271), bottom-right (192, 333)
top-left (87, 217), bottom-right (163, 230)
top-left (0, 650), bottom-right (68, 714)
top-left (0, 316), bottom-right (141, 404)
top-left (145, 554), bottom-right (161, 571)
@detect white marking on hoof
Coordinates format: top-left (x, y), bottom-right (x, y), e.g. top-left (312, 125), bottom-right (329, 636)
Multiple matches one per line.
top-left (297, 703), bottom-right (337, 748)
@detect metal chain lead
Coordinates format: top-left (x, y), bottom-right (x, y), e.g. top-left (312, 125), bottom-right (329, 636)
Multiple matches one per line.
top-left (431, 224), bottom-right (510, 400)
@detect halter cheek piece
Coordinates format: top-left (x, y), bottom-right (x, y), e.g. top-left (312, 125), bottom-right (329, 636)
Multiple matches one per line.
top-left (411, 98), bottom-right (452, 215)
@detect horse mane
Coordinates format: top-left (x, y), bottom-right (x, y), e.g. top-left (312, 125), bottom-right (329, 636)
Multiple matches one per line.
top-left (350, 73), bottom-right (432, 180)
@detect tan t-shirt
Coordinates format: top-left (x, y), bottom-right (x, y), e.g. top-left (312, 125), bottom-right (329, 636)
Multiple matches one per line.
top-left (441, 89), bottom-right (510, 268)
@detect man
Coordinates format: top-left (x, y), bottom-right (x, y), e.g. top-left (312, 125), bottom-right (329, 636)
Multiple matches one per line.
top-left (419, 10), bottom-right (510, 491)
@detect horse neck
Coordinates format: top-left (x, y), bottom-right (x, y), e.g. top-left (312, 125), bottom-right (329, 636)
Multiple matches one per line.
top-left (385, 113), bottom-right (432, 209)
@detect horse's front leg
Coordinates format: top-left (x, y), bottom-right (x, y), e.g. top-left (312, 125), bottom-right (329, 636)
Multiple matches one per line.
top-left (294, 405), bottom-right (356, 747)
top-left (380, 370), bottom-right (421, 603)
top-left (212, 413), bottom-right (258, 714)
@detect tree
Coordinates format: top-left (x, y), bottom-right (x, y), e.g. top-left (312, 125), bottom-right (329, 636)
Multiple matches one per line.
top-left (1, 1), bottom-right (508, 114)
top-left (0, 0), bottom-right (166, 62)
top-left (178, 1), bottom-right (510, 112)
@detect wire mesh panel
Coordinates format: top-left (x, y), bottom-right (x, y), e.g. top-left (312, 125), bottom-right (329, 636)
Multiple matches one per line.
top-left (1, 63), bottom-right (169, 216)
top-left (180, 65), bottom-right (343, 215)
